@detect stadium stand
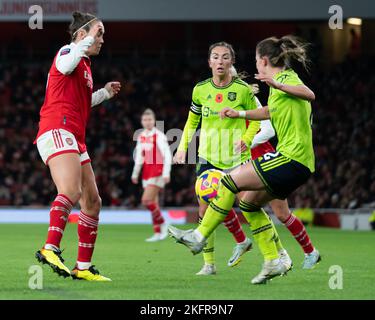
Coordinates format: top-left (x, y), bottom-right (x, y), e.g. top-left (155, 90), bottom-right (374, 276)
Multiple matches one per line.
top-left (0, 31), bottom-right (374, 209)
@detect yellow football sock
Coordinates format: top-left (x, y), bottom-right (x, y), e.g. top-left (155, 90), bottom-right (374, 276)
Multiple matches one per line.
top-left (271, 219), bottom-right (284, 252)
top-left (199, 217), bottom-right (215, 265)
top-left (203, 232), bottom-right (216, 265)
top-left (239, 200), bottom-right (279, 261)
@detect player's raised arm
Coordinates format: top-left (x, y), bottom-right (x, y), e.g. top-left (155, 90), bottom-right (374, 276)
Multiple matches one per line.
top-left (255, 74), bottom-right (315, 101)
top-left (55, 36), bottom-right (94, 75)
top-left (56, 14), bottom-right (105, 75)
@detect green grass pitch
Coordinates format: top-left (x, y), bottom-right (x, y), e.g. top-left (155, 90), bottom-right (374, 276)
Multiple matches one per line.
top-left (0, 223), bottom-right (374, 300)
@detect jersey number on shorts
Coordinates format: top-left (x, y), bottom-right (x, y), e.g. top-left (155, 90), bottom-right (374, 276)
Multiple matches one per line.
top-left (262, 151), bottom-right (280, 161)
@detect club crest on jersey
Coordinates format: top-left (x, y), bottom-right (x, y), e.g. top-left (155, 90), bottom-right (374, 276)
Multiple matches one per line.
top-left (215, 93), bottom-right (223, 103)
top-left (228, 92), bottom-right (237, 101)
top-left (66, 138), bottom-right (73, 146)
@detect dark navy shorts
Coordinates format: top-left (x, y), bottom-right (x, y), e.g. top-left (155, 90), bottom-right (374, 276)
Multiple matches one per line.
top-left (251, 151), bottom-right (312, 199)
top-left (196, 158), bottom-right (222, 177)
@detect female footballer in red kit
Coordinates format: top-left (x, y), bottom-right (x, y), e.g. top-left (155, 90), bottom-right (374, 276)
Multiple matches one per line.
top-left (34, 11), bottom-right (121, 281)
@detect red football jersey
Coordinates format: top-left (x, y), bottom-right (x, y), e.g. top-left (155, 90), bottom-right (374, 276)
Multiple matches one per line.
top-left (251, 141), bottom-right (275, 160)
top-left (132, 128), bottom-right (172, 181)
top-left (36, 52), bottom-right (93, 152)
top-left (140, 132), bottom-right (163, 180)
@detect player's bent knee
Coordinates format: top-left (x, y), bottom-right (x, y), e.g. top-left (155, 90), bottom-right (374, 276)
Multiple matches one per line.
top-left (62, 189), bottom-right (82, 204)
top-left (270, 201), bottom-right (289, 222)
top-left (81, 194), bottom-right (102, 216)
top-left (90, 195), bottom-right (102, 213)
top-left (96, 195), bottom-right (102, 211)
top-left (239, 200), bottom-right (261, 213)
top-left (221, 174), bottom-right (241, 194)
top-left (273, 209), bottom-right (289, 223)
top-left (141, 199), bottom-right (153, 207)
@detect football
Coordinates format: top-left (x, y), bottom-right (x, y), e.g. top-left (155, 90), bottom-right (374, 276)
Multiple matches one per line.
top-left (195, 169), bottom-right (224, 204)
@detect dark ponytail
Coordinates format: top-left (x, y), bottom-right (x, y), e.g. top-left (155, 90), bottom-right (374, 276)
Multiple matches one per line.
top-left (68, 11), bottom-right (98, 41)
top-left (256, 35), bottom-right (310, 71)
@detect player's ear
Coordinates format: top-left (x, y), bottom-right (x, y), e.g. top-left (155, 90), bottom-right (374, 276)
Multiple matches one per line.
top-left (260, 56), bottom-right (267, 67)
top-left (76, 29), bottom-right (87, 42)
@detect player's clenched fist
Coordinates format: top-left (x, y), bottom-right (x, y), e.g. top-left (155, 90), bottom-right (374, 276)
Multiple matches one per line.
top-left (105, 81), bottom-right (121, 98)
top-left (173, 150), bottom-right (187, 164)
top-left (234, 140), bottom-right (248, 154)
top-left (220, 107), bottom-right (239, 119)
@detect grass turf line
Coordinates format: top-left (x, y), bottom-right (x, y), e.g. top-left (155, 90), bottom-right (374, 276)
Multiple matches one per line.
top-left (0, 223), bottom-right (374, 300)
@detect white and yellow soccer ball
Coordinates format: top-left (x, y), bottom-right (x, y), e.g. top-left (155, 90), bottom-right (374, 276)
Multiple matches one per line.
top-left (195, 169), bottom-right (224, 204)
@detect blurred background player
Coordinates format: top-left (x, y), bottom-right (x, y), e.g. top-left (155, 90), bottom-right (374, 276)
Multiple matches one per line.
top-left (174, 42), bottom-right (261, 276)
top-left (34, 11), bottom-right (121, 281)
top-left (132, 109), bottom-right (172, 242)
top-left (169, 35), bottom-right (318, 284)
top-left (230, 67), bottom-right (320, 269)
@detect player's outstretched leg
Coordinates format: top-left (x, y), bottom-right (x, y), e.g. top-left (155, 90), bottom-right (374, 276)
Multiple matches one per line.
top-left (169, 174), bottom-right (239, 254)
top-left (270, 199), bottom-right (320, 269)
top-left (168, 225), bottom-right (207, 255)
top-left (225, 209), bottom-right (252, 267)
top-left (71, 163), bottom-right (111, 281)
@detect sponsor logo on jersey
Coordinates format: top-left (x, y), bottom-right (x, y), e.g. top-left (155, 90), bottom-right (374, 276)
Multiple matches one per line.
top-left (207, 94), bottom-right (212, 100)
top-left (84, 70), bottom-right (93, 89)
top-left (228, 92), bottom-right (237, 101)
top-left (215, 93), bottom-right (223, 103)
top-left (60, 48), bottom-right (71, 56)
top-left (203, 106), bottom-right (219, 117)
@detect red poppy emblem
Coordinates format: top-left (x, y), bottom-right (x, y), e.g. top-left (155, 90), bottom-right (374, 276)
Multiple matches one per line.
top-left (215, 93), bottom-right (223, 103)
